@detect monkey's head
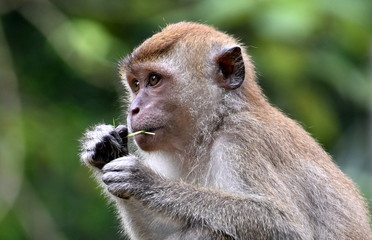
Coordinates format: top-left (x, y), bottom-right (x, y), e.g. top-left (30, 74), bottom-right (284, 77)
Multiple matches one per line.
top-left (119, 22), bottom-right (256, 153)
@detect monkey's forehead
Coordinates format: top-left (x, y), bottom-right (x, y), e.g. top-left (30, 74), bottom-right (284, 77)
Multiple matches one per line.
top-left (118, 22), bottom-right (238, 71)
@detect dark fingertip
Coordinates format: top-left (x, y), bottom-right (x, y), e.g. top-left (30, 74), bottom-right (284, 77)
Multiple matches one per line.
top-left (116, 125), bottom-right (128, 138)
top-left (102, 135), bottom-right (111, 143)
top-left (96, 141), bottom-right (104, 150)
top-left (121, 195), bottom-right (131, 200)
top-left (90, 159), bottom-right (105, 169)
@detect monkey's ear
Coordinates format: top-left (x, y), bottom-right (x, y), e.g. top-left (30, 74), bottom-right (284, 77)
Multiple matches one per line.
top-left (215, 46), bottom-right (245, 90)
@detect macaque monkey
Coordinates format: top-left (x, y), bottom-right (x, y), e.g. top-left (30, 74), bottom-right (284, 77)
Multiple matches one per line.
top-left (80, 22), bottom-right (371, 240)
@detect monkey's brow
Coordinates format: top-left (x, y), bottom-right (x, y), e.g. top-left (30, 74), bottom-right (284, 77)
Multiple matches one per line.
top-left (118, 55), bottom-right (152, 75)
top-left (119, 51), bottom-right (169, 74)
top-left (127, 46), bottom-right (174, 66)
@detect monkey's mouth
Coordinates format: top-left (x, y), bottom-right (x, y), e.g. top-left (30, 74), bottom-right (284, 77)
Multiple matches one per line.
top-left (132, 126), bottom-right (164, 134)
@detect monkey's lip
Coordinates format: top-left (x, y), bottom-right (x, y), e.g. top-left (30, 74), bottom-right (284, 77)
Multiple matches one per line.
top-left (132, 126), bottom-right (164, 134)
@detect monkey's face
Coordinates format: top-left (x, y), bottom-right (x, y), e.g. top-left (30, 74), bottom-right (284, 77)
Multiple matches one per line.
top-left (124, 62), bottom-right (195, 152)
top-left (120, 35), bottom-right (246, 153)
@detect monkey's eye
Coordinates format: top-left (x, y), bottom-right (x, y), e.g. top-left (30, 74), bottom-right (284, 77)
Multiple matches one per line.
top-left (148, 73), bottom-right (161, 87)
top-left (132, 79), bottom-right (140, 92)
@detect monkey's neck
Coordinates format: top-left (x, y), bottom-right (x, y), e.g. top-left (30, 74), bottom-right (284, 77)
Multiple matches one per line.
top-left (139, 133), bottom-right (214, 183)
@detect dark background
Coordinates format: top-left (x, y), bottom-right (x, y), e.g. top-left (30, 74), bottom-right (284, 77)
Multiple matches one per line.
top-left (0, 0), bottom-right (371, 239)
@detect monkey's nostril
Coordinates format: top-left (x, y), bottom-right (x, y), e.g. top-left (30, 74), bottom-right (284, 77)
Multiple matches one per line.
top-left (131, 107), bottom-right (140, 115)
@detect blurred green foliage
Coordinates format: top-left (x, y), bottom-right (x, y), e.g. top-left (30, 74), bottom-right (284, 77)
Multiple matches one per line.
top-left (0, 0), bottom-right (371, 239)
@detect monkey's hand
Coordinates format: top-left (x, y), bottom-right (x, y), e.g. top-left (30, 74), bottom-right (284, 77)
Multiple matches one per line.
top-left (79, 124), bottom-right (128, 170)
top-left (102, 155), bottom-right (158, 199)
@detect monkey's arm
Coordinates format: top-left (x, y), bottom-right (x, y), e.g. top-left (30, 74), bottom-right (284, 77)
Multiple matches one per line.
top-left (102, 156), bottom-right (308, 240)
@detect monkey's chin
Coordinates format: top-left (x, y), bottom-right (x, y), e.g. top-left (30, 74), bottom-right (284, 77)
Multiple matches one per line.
top-left (133, 127), bottom-right (164, 152)
top-left (134, 135), bottom-right (158, 152)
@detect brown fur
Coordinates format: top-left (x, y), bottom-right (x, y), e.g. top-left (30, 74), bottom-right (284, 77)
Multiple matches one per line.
top-left (124, 23), bottom-right (225, 64)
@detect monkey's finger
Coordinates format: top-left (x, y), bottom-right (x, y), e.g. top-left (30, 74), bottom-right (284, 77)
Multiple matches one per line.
top-left (102, 172), bottom-right (131, 184)
top-left (102, 156), bottom-right (137, 172)
top-left (115, 125), bottom-right (128, 141)
top-left (114, 125), bottom-right (129, 156)
top-left (107, 183), bottom-right (131, 199)
top-left (106, 131), bottom-right (123, 148)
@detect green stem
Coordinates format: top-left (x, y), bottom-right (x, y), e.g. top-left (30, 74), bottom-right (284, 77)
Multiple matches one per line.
top-left (126, 130), bottom-right (155, 138)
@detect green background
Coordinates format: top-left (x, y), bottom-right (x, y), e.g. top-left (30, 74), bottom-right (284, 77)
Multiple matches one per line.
top-left (0, 0), bottom-right (371, 239)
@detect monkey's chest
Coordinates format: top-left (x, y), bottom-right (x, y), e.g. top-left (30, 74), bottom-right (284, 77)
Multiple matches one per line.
top-left (118, 198), bottom-right (181, 240)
